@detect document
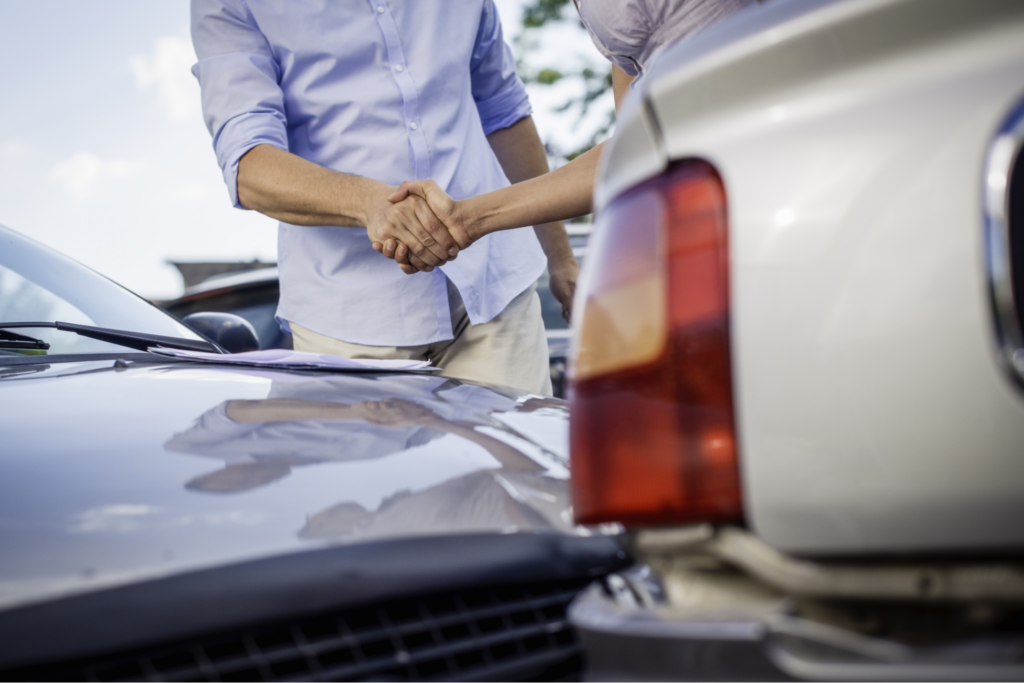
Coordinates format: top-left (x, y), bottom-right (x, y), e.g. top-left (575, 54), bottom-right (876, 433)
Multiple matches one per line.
top-left (150, 347), bottom-right (435, 372)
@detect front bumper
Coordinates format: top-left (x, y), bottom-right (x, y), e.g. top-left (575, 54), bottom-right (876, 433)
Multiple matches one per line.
top-left (570, 540), bottom-right (1024, 681)
top-left (0, 533), bottom-right (630, 679)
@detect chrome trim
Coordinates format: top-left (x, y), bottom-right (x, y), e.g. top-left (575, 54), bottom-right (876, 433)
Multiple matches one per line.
top-left (571, 575), bottom-right (1024, 682)
top-left (569, 581), bottom-right (765, 641)
top-left (983, 95), bottom-right (1024, 387)
top-left (633, 525), bottom-right (1024, 601)
top-left (765, 614), bottom-right (1024, 682)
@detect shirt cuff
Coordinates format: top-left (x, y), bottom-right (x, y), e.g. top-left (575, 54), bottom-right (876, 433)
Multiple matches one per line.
top-left (475, 79), bottom-right (533, 136)
top-left (215, 113), bottom-right (289, 209)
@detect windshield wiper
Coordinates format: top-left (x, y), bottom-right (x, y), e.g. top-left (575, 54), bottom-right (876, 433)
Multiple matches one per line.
top-left (0, 329), bottom-right (50, 351)
top-left (0, 322), bottom-right (221, 354)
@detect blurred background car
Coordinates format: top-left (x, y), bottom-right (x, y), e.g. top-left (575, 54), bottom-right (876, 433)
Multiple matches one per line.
top-left (567, 0), bottom-right (1024, 680)
top-left (0, 223), bottom-right (627, 681)
top-left (162, 266), bottom-right (292, 349)
top-left (161, 225), bottom-right (590, 397)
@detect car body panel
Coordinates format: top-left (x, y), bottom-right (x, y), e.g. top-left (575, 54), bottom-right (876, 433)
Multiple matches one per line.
top-left (594, 0), bottom-right (1024, 554)
top-left (0, 359), bottom-right (576, 612)
top-left (594, 92), bottom-right (668, 211)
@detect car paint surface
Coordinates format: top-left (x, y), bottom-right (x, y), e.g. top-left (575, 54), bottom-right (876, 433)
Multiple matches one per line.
top-left (0, 359), bottom-right (573, 612)
top-left (593, 0), bottom-right (1024, 554)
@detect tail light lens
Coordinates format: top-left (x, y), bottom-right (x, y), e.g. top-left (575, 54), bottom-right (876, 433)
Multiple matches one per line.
top-left (569, 160), bottom-right (742, 526)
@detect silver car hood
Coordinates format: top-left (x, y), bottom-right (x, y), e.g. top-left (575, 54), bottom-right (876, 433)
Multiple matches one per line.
top-left (0, 359), bottom-right (575, 611)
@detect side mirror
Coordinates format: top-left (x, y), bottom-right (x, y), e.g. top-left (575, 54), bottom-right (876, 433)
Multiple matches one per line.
top-left (182, 312), bottom-right (260, 354)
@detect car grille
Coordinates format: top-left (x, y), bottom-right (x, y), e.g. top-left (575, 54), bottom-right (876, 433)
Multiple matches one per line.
top-left (18, 580), bottom-right (588, 682)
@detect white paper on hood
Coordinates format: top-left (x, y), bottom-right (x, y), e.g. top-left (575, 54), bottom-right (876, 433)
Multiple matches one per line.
top-left (150, 347), bottom-right (435, 372)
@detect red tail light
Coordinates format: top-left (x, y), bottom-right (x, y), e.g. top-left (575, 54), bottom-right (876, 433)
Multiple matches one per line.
top-left (569, 160), bottom-right (742, 526)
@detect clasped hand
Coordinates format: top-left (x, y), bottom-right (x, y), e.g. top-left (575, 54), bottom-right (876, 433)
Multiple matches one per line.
top-left (367, 180), bottom-right (579, 322)
top-left (366, 180), bottom-right (469, 275)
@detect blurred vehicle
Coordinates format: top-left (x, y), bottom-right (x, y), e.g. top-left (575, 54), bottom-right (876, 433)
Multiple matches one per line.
top-left (0, 224), bottom-right (627, 681)
top-left (162, 266), bottom-right (293, 350)
top-left (162, 227), bottom-right (590, 398)
top-left (567, 0), bottom-right (1024, 679)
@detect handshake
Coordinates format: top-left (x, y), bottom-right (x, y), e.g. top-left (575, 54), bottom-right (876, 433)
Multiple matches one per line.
top-left (366, 180), bottom-right (470, 275)
top-left (362, 175), bottom-right (579, 321)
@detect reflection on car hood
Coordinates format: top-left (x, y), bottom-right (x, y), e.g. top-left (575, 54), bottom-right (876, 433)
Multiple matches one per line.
top-left (0, 360), bottom-right (576, 611)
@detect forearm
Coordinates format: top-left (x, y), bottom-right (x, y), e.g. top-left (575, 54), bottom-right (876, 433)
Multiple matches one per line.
top-left (460, 141), bottom-right (602, 239)
top-left (237, 144), bottom-right (385, 227)
top-left (459, 66), bottom-right (628, 236)
top-left (425, 418), bottom-right (543, 472)
top-left (226, 399), bottom-right (357, 423)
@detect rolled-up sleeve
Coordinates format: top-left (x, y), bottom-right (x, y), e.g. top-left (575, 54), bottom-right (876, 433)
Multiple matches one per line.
top-left (191, 0), bottom-right (288, 208)
top-left (470, 0), bottom-right (532, 136)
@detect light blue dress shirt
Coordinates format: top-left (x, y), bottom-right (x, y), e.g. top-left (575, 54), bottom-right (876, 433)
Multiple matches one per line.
top-left (191, 0), bottom-right (548, 346)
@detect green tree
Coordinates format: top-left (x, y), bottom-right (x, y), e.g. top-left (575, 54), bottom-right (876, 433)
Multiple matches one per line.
top-left (513, 0), bottom-right (614, 162)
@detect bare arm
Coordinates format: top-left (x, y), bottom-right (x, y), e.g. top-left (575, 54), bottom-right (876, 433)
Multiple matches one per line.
top-left (383, 117), bottom-right (582, 313)
top-left (428, 419), bottom-right (544, 472)
top-left (483, 116), bottom-right (579, 316)
top-left (389, 67), bottom-right (636, 239)
top-left (612, 64), bottom-right (635, 110)
top-left (226, 398), bottom-right (542, 472)
top-left (484, 117), bottom-right (576, 265)
top-left (226, 399), bottom-right (365, 423)
top-left (457, 66), bottom-right (634, 234)
top-left (456, 142), bottom-right (602, 237)
top-left (387, 137), bottom-right (602, 239)
top-left (237, 144), bottom-right (459, 269)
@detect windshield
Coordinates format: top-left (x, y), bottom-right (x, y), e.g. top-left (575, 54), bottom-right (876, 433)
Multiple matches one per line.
top-left (0, 225), bottom-right (203, 356)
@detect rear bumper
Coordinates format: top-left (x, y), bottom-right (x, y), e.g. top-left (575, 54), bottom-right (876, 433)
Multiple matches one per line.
top-left (570, 565), bottom-right (1024, 681)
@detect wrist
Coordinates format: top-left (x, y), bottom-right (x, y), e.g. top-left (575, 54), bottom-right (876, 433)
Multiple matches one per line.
top-left (353, 178), bottom-right (391, 228)
top-left (545, 244), bottom-right (578, 272)
top-left (548, 259), bottom-right (578, 280)
top-left (455, 196), bottom-right (490, 243)
top-left (418, 414), bottom-right (447, 429)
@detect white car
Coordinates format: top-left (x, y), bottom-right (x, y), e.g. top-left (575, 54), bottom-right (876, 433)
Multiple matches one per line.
top-left (567, 0), bottom-right (1024, 679)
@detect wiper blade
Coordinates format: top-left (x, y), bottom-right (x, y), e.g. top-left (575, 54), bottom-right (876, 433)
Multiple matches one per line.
top-left (0, 322), bottom-right (221, 354)
top-left (0, 329), bottom-right (50, 350)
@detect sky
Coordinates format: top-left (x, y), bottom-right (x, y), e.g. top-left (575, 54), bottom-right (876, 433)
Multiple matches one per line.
top-left (0, 1), bottom-right (607, 300)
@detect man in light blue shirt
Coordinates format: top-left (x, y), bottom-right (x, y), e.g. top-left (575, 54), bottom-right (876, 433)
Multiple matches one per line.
top-left (190, 0), bottom-right (578, 394)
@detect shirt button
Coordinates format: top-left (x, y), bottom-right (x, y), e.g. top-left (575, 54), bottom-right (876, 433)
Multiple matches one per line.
top-left (376, 5), bottom-right (384, 13)
top-left (410, 122), bottom-right (419, 130)
top-left (395, 64), bottom-right (404, 72)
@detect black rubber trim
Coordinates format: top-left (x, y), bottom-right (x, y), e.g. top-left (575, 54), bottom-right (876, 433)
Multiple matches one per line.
top-left (0, 532), bottom-right (628, 671)
top-left (1010, 133), bottom-right (1024, 338)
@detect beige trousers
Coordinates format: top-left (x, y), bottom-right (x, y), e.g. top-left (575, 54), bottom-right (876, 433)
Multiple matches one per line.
top-left (290, 281), bottom-right (553, 395)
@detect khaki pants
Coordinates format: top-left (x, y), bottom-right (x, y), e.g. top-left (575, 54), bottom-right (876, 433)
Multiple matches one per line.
top-left (290, 281), bottom-right (553, 395)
